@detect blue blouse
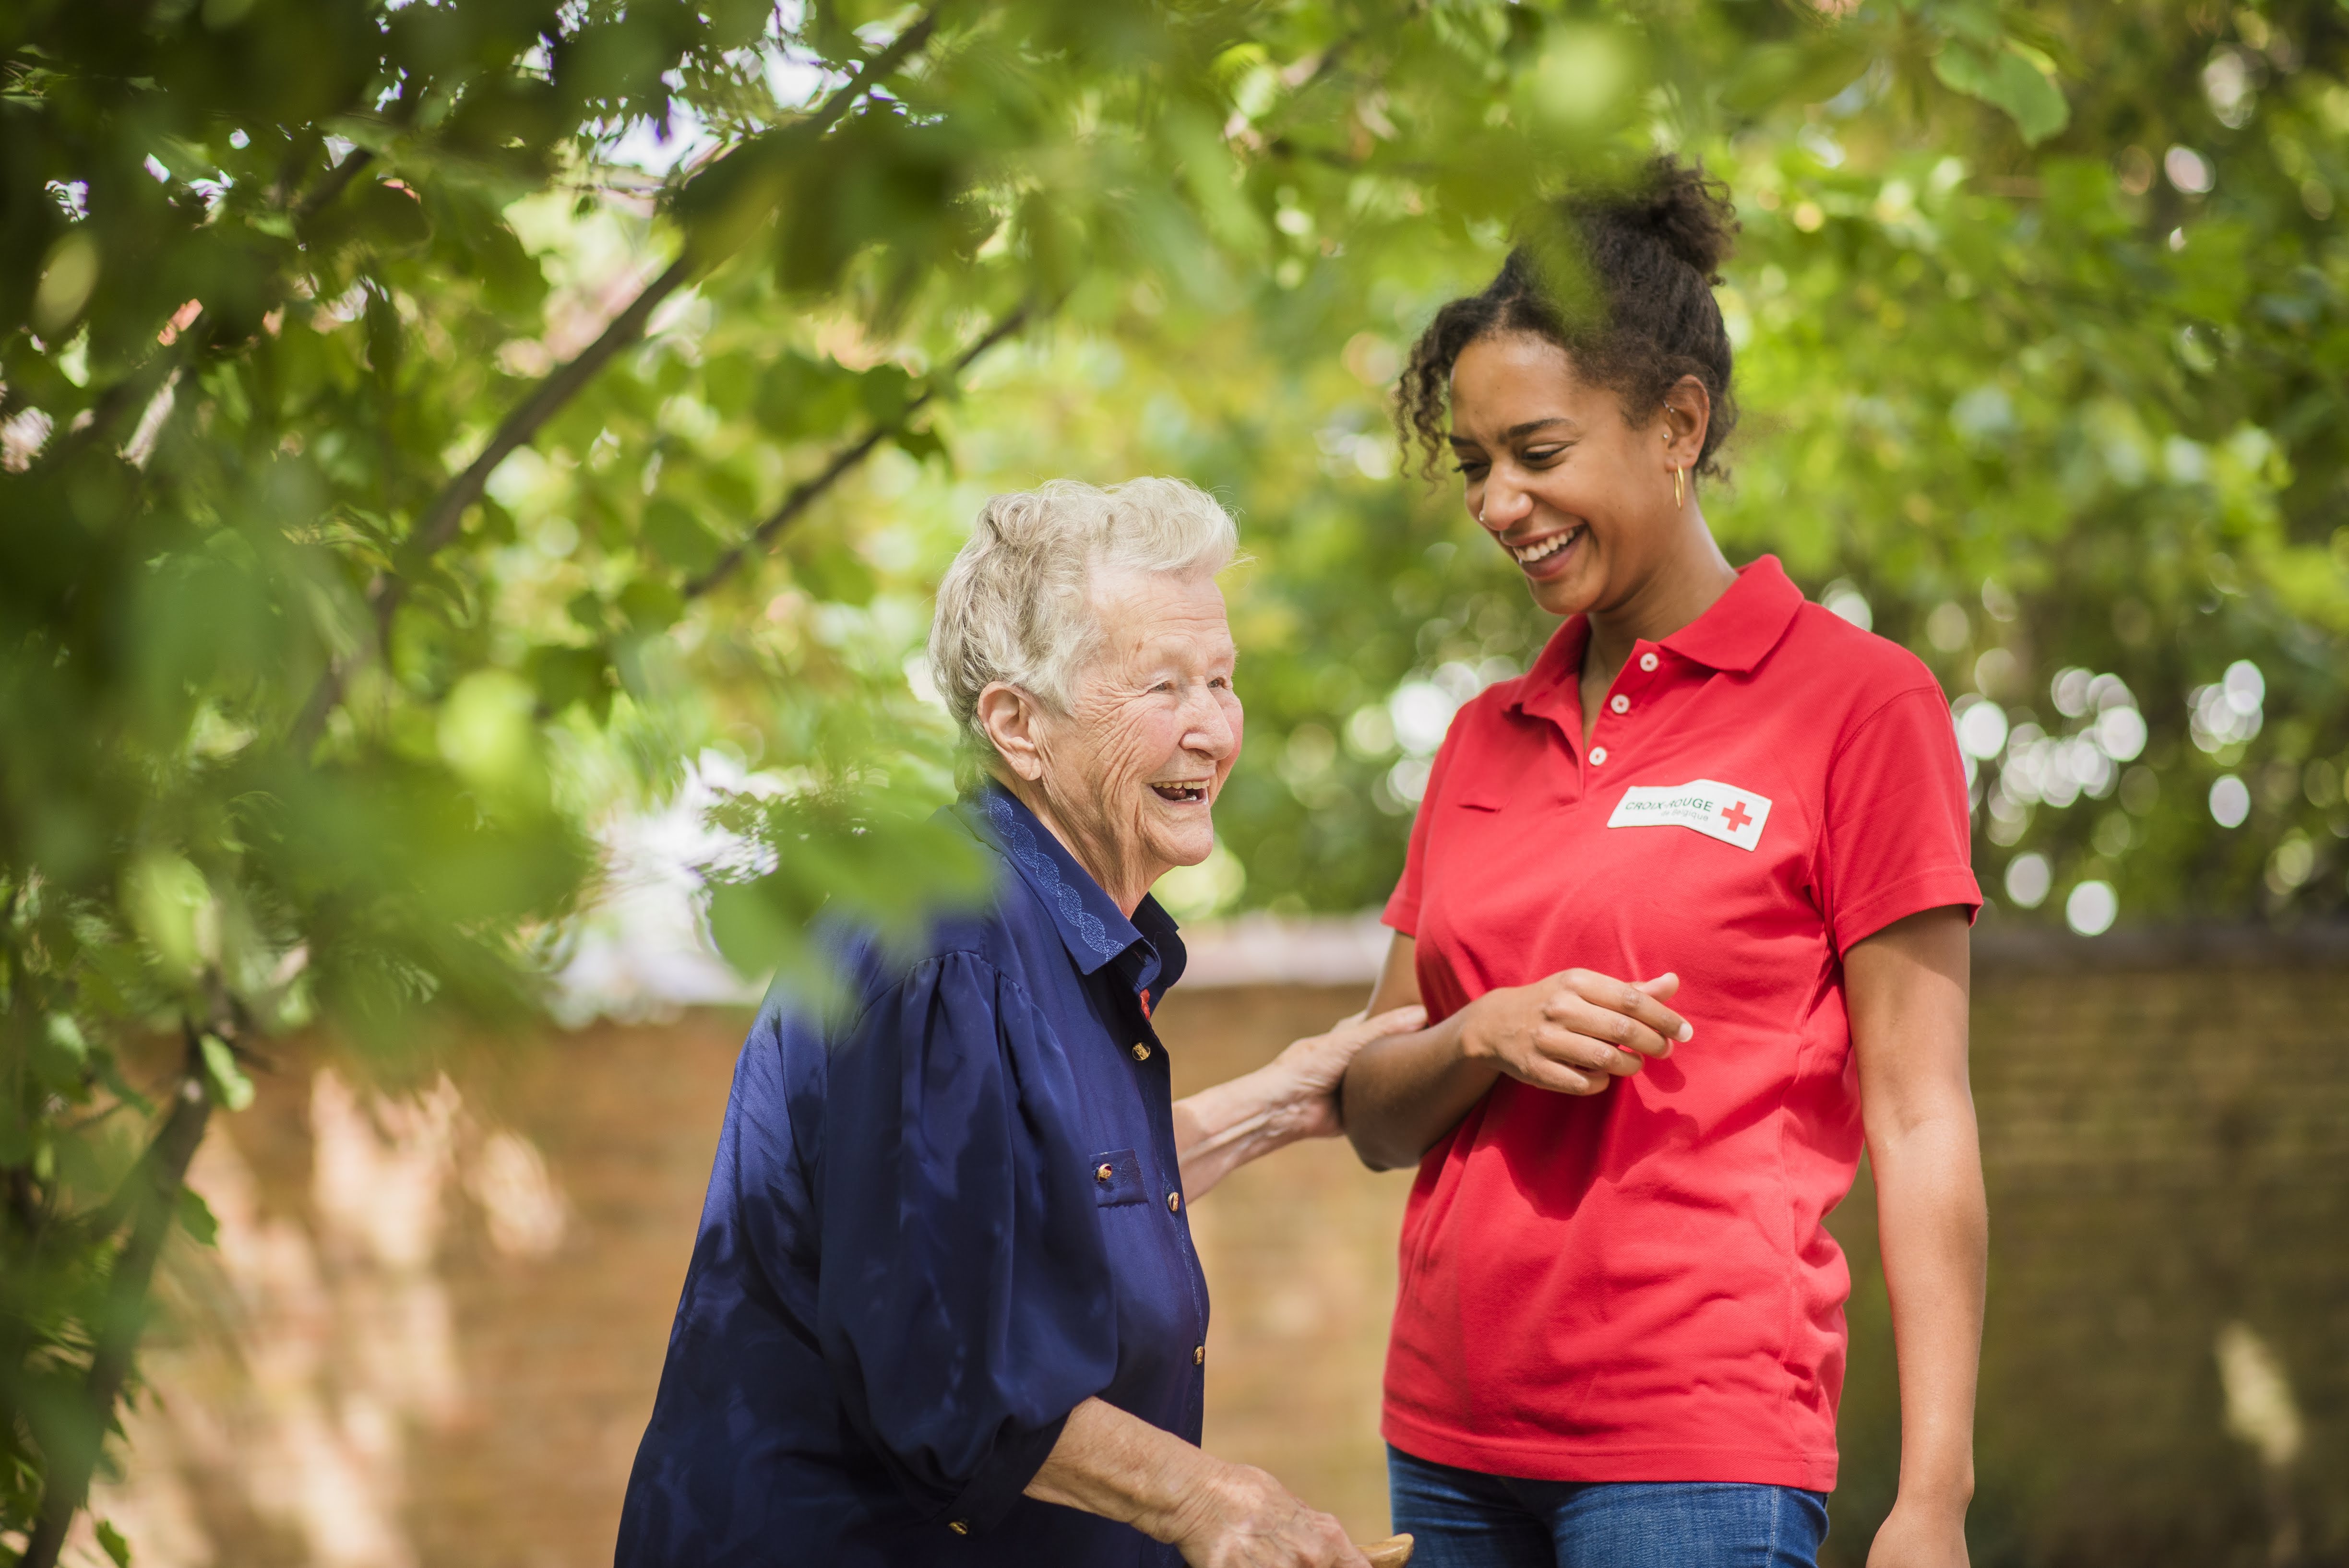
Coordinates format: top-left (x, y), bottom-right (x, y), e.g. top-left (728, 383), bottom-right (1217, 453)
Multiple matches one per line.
top-left (615, 785), bottom-right (1207, 1568)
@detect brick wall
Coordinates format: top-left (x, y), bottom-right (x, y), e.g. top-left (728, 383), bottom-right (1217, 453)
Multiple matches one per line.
top-left (84, 932), bottom-right (2349, 1567)
top-left (1832, 929), bottom-right (2349, 1568)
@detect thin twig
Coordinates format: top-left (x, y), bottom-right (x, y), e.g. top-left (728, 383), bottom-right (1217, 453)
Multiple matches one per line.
top-left (294, 76), bottom-right (427, 221)
top-left (288, 5), bottom-right (946, 748)
top-left (295, 147), bottom-right (377, 221)
top-left (35, 106), bottom-right (397, 473)
top-left (683, 302), bottom-right (1031, 599)
top-left (411, 249), bottom-right (701, 569)
top-left (20, 1027), bottom-right (216, 1568)
top-left (38, 344), bottom-right (186, 470)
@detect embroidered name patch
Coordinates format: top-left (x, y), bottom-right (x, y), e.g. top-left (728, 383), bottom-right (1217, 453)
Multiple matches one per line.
top-left (1606, 780), bottom-right (1773, 852)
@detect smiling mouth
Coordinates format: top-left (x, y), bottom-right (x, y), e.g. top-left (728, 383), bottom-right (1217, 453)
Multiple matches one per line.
top-left (1150, 780), bottom-right (1210, 803)
top-left (1508, 524), bottom-right (1584, 566)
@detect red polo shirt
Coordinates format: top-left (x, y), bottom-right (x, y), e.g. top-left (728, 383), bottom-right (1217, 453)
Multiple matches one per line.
top-left (1380, 556), bottom-right (1979, 1491)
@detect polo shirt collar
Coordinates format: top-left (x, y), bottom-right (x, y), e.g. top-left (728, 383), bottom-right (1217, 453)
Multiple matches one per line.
top-left (1659, 555), bottom-right (1804, 674)
top-left (969, 783), bottom-right (1180, 998)
top-left (1510, 554), bottom-right (1804, 725)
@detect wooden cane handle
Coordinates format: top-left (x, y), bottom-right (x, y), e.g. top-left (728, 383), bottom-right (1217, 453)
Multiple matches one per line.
top-left (1359, 1534), bottom-right (1415, 1567)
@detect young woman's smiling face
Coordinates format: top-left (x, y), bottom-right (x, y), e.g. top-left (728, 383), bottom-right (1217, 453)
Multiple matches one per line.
top-left (1446, 332), bottom-right (1695, 620)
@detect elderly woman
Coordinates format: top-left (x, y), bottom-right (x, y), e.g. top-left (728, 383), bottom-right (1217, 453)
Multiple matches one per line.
top-left (616, 477), bottom-right (1419, 1568)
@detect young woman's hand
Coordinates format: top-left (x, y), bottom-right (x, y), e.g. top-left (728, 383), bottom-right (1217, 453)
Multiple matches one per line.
top-left (1170, 1462), bottom-right (1371, 1568)
top-left (1457, 969), bottom-right (1689, 1095)
top-left (1865, 1499), bottom-right (1970, 1568)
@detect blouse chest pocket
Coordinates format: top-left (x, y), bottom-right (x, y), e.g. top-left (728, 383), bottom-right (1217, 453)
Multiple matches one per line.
top-left (1089, 1148), bottom-right (1149, 1207)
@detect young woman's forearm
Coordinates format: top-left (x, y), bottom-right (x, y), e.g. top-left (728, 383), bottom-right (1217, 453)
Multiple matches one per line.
top-left (1872, 1111), bottom-right (1988, 1511)
top-left (1336, 1011), bottom-right (1495, 1171)
top-left (1335, 933), bottom-right (1686, 1172)
top-left (1336, 933), bottom-right (1490, 1171)
top-left (1848, 905), bottom-right (1984, 1560)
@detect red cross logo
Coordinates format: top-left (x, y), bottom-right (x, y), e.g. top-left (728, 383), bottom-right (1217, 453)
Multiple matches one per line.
top-left (1721, 800), bottom-right (1753, 833)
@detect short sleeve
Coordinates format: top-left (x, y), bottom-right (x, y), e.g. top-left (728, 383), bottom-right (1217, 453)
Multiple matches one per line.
top-left (815, 952), bottom-right (1118, 1532)
top-left (1382, 731), bottom-right (1467, 937)
top-left (1817, 685), bottom-right (1983, 956)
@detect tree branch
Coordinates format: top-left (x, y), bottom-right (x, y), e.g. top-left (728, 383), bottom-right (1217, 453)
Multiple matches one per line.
top-left (38, 343), bottom-right (188, 471)
top-left (289, 4), bottom-right (947, 746)
top-left (683, 301), bottom-right (1032, 600)
top-left (296, 147), bottom-right (377, 222)
top-left (20, 1027), bottom-right (216, 1568)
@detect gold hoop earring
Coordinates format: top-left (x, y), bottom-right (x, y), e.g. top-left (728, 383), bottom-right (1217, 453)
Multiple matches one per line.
top-left (1672, 466), bottom-right (1686, 509)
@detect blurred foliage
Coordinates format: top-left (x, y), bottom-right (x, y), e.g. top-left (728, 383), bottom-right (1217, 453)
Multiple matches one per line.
top-left (2, 0), bottom-right (2347, 1558)
top-left (934, 2), bottom-right (2349, 933)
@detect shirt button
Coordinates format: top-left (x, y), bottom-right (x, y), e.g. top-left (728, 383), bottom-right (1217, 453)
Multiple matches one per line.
top-left (1639, 652), bottom-right (1659, 672)
top-left (1096, 1163), bottom-right (1114, 1182)
top-left (948, 1521), bottom-right (970, 1535)
top-left (1193, 1344), bottom-right (1205, 1366)
top-left (1589, 746), bottom-right (1609, 765)
top-left (1167, 1191), bottom-right (1182, 1213)
top-left (1131, 1043), bottom-right (1150, 1061)
top-left (1609, 694), bottom-right (1630, 714)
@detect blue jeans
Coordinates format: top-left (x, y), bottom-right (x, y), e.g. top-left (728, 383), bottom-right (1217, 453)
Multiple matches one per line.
top-left (1388, 1446), bottom-right (1828, 1568)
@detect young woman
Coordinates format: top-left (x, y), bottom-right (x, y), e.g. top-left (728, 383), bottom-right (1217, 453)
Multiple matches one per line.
top-left (1338, 161), bottom-right (1987, 1568)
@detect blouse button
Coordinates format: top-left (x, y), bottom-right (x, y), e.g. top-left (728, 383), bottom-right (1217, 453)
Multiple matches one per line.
top-left (1639, 652), bottom-right (1659, 672)
top-left (1167, 1191), bottom-right (1182, 1213)
top-left (948, 1521), bottom-right (970, 1535)
top-left (1609, 694), bottom-right (1630, 715)
top-left (1131, 1043), bottom-right (1150, 1061)
top-left (1589, 746), bottom-right (1609, 765)
top-left (1096, 1163), bottom-right (1114, 1182)
top-left (1193, 1344), bottom-right (1205, 1366)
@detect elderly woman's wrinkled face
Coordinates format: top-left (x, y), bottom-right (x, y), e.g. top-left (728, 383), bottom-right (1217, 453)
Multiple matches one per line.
top-left (1003, 568), bottom-right (1242, 905)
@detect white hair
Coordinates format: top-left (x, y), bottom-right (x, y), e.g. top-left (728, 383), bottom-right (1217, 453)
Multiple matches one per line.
top-left (928, 476), bottom-right (1238, 749)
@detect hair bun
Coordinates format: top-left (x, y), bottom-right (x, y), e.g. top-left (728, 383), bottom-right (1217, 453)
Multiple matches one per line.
top-left (1396, 153), bottom-right (1741, 482)
top-left (1572, 156), bottom-right (1739, 283)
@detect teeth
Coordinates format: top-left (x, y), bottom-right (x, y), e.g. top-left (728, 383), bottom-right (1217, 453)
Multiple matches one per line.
top-left (1511, 528), bottom-right (1580, 564)
top-left (1151, 781), bottom-right (1209, 801)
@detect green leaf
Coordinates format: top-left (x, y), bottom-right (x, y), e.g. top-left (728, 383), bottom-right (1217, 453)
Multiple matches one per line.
top-left (792, 538), bottom-right (876, 606)
top-left (753, 352), bottom-right (861, 440)
top-left (856, 365), bottom-right (914, 424)
top-left (177, 1188), bottom-right (221, 1248)
top-left (643, 498), bottom-right (723, 574)
top-left (1720, 41), bottom-right (1870, 117)
top-left (526, 644), bottom-right (615, 721)
top-left (96, 1518), bottom-right (132, 1568)
top-left (1933, 41), bottom-right (2070, 145)
top-left (618, 578), bottom-right (685, 632)
top-left (893, 421), bottom-right (949, 468)
top-left (199, 1035), bottom-right (256, 1114)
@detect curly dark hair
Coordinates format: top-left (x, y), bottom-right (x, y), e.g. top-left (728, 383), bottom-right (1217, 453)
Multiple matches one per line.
top-left (1395, 156), bottom-right (1741, 481)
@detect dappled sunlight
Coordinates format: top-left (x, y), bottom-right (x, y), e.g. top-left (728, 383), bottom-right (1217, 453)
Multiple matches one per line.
top-left (82, 1072), bottom-right (572, 1568)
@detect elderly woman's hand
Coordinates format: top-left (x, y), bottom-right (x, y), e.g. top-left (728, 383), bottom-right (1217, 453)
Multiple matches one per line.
top-left (1171, 1461), bottom-right (1371, 1568)
top-left (1173, 1006), bottom-right (1427, 1200)
top-left (1029, 1398), bottom-right (1371, 1567)
top-left (1271, 1006), bottom-right (1431, 1140)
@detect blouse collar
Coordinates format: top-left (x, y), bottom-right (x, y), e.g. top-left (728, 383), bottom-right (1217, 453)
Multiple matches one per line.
top-left (971, 783), bottom-right (1183, 1001)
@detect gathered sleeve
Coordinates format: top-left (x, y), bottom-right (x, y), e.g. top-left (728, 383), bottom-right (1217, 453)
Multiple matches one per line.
top-left (814, 951), bottom-right (1118, 1532)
